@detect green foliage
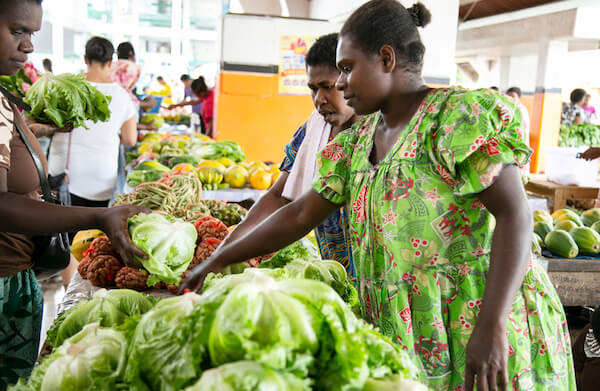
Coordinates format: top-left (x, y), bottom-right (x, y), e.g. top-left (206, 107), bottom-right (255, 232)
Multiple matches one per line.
top-left (128, 213), bottom-right (198, 286)
top-left (25, 73), bottom-right (111, 128)
top-left (559, 123), bottom-right (600, 147)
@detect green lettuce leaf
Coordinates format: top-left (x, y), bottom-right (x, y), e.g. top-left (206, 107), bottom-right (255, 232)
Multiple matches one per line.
top-left (47, 289), bottom-right (154, 348)
top-left (125, 293), bottom-right (206, 391)
top-left (128, 213), bottom-right (197, 286)
top-left (259, 238), bottom-right (320, 269)
top-left (184, 361), bottom-right (310, 391)
top-left (10, 323), bottom-right (128, 391)
top-left (24, 73), bottom-right (111, 129)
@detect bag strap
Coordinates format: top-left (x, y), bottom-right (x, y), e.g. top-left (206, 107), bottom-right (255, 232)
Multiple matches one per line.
top-left (14, 120), bottom-right (55, 204)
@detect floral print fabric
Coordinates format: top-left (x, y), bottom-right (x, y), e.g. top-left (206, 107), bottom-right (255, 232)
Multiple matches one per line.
top-left (313, 87), bottom-right (575, 390)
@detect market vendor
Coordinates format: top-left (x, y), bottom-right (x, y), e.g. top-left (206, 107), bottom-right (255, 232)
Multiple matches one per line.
top-left (222, 33), bottom-right (359, 275)
top-left (0, 0), bottom-right (148, 387)
top-left (182, 1), bottom-right (575, 390)
top-left (168, 76), bottom-right (214, 137)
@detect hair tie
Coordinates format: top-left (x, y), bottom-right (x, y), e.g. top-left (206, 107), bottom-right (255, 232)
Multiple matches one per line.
top-left (408, 5), bottom-right (422, 27)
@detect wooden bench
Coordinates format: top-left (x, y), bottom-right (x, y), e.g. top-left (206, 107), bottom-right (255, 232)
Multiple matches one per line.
top-left (525, 178), bottom-right (600, 212)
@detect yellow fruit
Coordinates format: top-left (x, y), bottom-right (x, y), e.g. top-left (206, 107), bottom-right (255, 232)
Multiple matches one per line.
top-left (172, 163), bottom-right (195, 174)
top-left (197, 160), bottom-right (226, 173)
top-left (71, 229), bottom-right (105, 261)
top-left (217, 157), bottom-right (235, 168)
top-left (248, 161), bottom-right (268, 171)
top-left (224, 164), bottom-right (249, 188)
top-left (249, 169), bottom-right (272, 190)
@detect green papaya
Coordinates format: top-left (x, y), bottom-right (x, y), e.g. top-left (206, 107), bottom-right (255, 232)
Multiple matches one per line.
top-left (533, 221), bottom-right (553, 242)
top-left (581, 208), bottom-right (600, 227)
top-left (570, 226), bottom-right (600, 254)
top-left (592, 221), bottom-right (600, 234)
top-left (533, 210), bottom-right (553, 225)
top-left (545, 229), bottom-right (578, 258)
top-left (554, 220), bottom-right (578, 233)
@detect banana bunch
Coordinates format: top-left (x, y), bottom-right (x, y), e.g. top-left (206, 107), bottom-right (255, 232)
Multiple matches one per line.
top-left (198, 171), bottom-right (229, 190)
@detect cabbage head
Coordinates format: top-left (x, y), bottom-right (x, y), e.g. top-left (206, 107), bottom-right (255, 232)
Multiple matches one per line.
top-left (184, 361), bottom-right (310, 391)
top-left (10, 323), bottom-right (128, 391)
top-left (46, 288), bottom-right (154, 348)
top-left (259, 238), bottom-right (320, 269)
top-left (128, 213), bottom-right (197, 286)
top-left (125, 293), bottom-right (206, 391)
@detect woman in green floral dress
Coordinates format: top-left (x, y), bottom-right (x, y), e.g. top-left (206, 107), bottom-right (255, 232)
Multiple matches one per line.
top-left (183, 1), bottom-right (575, 390)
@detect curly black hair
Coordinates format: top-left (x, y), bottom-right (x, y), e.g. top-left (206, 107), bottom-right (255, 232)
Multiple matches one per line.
top-left (117, 42), bottom-right (135, 60)
top-left (570, 88), bottom-right (586, 104)
top-left (305, 33), bottom-right (338, 71)
top-left (341, 0), bottom-right (431, 72)
top-left (506, 86), bottom-right (522, 97)
top-left (85, 36), bottom-right (114, 64)
top-left (191, 76), bottom-right (208, 94)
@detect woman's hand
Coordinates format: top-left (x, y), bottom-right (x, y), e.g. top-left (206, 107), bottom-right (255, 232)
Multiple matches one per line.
top-left (178, 255), bottom-right (224, 294)
top-left (97, 206), bottom-right (151, 268)
top-left (465, 319), bottom-right (508, 391)
top-left (579, 147), bottom-right (600, 161)
top-left (28, 122), bottom-right (74, 138)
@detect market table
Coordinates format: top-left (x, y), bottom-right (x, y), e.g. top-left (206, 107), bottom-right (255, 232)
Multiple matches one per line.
top-left (525, 178), bottom-right (600, 212)
top-left (543, 257), bottom-right (600, 306)
top-left (122, 182), bottom-right (267, 203)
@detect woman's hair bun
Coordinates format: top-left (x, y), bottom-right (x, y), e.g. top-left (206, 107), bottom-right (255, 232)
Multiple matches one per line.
top-left (407, 2), bottom-right (431, 28)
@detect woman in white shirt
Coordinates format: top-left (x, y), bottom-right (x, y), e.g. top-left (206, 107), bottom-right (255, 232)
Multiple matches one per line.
top-left (49, 36), bottom-right (137, 207)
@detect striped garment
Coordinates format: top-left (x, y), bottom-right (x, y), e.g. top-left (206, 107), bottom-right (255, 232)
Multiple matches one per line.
top-left (280, 122), bottom-right (354, 276)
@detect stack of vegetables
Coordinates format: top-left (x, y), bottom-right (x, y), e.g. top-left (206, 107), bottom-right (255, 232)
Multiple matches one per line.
top-left (532, 208), bottom-right (600, 258)
top-left (127, 132), bottom-right (280, 190)
top-left (114, 172), bottom-right (248, 225)
top-left (12, 267), bottom-right (426, 390)
top-left (559, 123), bottom-right (600, 148)
top-left (75, 212), bottom-right (199, 291)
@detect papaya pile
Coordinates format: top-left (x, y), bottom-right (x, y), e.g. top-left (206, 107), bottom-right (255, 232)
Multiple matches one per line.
top-left (532, 208), bottom-right (600, 259)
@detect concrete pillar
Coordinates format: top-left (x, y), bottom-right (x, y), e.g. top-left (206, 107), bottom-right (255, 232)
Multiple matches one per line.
top-left (530, 39), bottom-right (568, 173)
top-left (499, 55), bottom-right (510, 92)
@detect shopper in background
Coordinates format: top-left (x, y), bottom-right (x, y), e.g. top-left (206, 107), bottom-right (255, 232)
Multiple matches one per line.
top-left (0, 2), bottom-right (147, 387)
top-left (179, 74), bottom-right (205, 133)
top-left (506, 86), bottom-right (530, 146)
top-left (169, 76), bottom-right (215, 137)
top-left (582, 93), bottom-right (597, 123)
top-left (153, 75), bottom-right (173, 105)
top-left (224, 33), bottom-right (358, 276)
top-left (573, 306), bottom-right (600, 391)
top-left (110, 41), bottom-right (141, 104)
top-left (49, 36), bottom-right (137, 208)
top-left (41, 58), bottom-right (52, 74)
top-left (183, 1), bottom-right (575, 390)
top-left (562, 88), bottom-right (587, 125)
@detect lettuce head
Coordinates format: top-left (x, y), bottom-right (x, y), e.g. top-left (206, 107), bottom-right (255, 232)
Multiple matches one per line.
top-left (184, 361), bottom-right (310, 391)
top-left (128, 213), bottom-right (197, 286)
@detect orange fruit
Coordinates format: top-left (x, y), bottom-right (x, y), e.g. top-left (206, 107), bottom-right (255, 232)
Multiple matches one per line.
top-left (249, 169), bottom-right (272, 190)
top-left (270, 169), bottom-right (281, 185)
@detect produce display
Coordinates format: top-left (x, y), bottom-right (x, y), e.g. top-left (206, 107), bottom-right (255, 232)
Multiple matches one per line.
top-left (14, 264), bottom-right (425, 390)
top-left (0, 65), bottom-right (38, 98)
top-left (531, 208), bottom-right (600, 258)
top-left (127, 132), bottom-right (280, 190)
top-left (24, 73), bottom-right (112, 128)
top-left (559, 123), bottom-right (600, 147)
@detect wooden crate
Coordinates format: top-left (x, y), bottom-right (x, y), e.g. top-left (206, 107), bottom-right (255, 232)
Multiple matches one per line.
top-left (525, 178), bottom-right (600, 212)
top-left (546, 259), bottom-right (600, 306)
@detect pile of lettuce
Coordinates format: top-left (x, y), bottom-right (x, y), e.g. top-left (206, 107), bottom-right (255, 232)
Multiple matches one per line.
top-left (25, 73), bottom-right (111, 129)
top-left (559, 123), bottom-right (600, 147)
top-left (188, 140), bottom-right (246, 162)
top-left (128, 213), bottom-right (198, 286)
top-left (11, 273), bottom-right (425, 390)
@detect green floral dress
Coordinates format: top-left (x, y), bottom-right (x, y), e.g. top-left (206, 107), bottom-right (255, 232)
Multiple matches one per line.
top-left (313, 87), bottom-right (575, 390)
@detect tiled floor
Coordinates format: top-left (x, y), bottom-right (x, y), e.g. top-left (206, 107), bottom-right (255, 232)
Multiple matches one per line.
top-left (38, 278), bottom-right (65, 353)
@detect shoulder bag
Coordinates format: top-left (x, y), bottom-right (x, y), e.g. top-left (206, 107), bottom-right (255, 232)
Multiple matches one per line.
top-left (14, 117), bottom-right (71, 279)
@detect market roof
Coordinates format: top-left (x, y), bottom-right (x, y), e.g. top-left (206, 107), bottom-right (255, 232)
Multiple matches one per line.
top-left (459, 0), bottom-right (561, 21)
